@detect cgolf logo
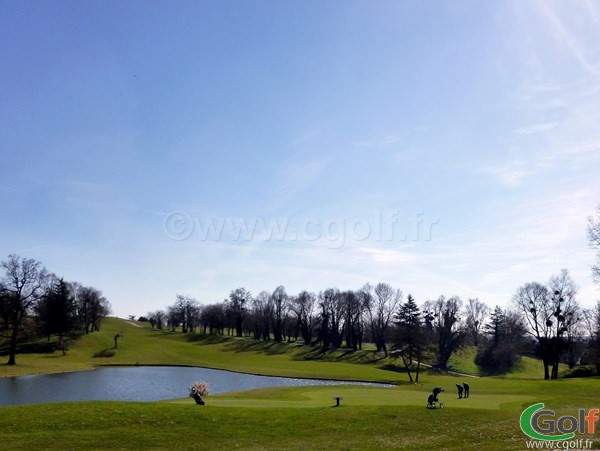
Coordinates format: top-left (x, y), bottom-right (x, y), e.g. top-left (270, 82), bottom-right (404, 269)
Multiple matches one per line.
top-left (520, 403), bottom-right (599, 441)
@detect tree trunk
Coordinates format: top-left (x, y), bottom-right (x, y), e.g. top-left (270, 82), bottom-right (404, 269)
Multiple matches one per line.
top-left (551, 361), bottom-right (559, 380)
top-left (401, 353), bottom-right (413, 383)
top-left (7, 321), bottom-right (19, 365)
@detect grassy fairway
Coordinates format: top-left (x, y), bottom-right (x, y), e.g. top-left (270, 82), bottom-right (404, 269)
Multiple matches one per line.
top-left (1, 380), bottom-right (599, 450)
top-left (0, 402), bottom-right (526, 449)
top-left (1, 317), bottom-right (425, 382)
top-left (0, 317), bottom-right (552, 383)
top-left (1, 317), bottom-right (599, 449)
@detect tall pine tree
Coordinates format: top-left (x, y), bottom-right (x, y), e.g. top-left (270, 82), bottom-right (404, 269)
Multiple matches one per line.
top-left (394, 294), bottom-right (424, 382)
top-left (36, 278), bottom-right (78, 350)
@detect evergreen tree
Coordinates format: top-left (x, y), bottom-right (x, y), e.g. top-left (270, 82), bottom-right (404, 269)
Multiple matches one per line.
top-left (36, 278), bottom-right (78, 350)
top-left (394, 294), bottom-right (424, 382)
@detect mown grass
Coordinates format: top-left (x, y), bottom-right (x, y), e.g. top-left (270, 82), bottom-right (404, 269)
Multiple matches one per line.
top-left (1, 379), bottom-right (599, 450)
top-left (1, 317), bottom-right (598, 450)
top-left (447, 345), bottom-right (558, 379)
top-left (1, 318), bottom-right (416, 382)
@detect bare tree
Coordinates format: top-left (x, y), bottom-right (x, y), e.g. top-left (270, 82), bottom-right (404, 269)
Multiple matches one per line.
top-left (582, 302), bottom-right (600, 373)
top-left (513, 270), bottom-right (580, 379)
top-left (589, 204), bottom-right (600, 284)
top-left (0, 255), bottom-right (49, 365)
top-left (173, 295), bottom-right (201, 333)
top-left (148, 310), bottom-right (166, 330)
top-left (72, 284), bottom-right (110, 333)
top-left (342, 290), bottom-right (364, 350)
top-left (513, 281), bottom-right (553, 379)
top-left (548, 269), bottom-right (582, 372)
top-left (364, 283), bottom-right (402, 357)
top-left (271, 286), bottom-right (287, 343)
top-left (248, 290), bottom-right (272, 340)
top-left (464, 298), bottom-right (489, 346)
top-left (229, 288), bottom-right (251, 337)
top-left (290, 291), bottom-right (316, 345)
top-left (423, 295), bottom-right (463, 369)
top-left (199, 304), bottom-right (225, 335)
top-left (318, 288), bottom-right (345, 349)
top-left (86, 289), bottom-right (110, 332)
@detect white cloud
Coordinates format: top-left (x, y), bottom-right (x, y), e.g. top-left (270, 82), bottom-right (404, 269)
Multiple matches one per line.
top-left (358, 247), bottom-right (419, 264)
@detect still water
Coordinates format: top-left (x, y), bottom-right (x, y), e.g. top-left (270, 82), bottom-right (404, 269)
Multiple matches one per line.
top-left (0, 366), bottom-right (386, 406)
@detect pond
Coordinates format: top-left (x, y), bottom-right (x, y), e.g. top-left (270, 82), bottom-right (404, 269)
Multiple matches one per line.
top-left (0, 366), bottom-right (389, 406)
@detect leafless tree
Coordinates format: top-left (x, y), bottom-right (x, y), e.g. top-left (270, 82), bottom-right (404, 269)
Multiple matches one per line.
top-left (173, 295), bottom-right (201, 333)
top-left (148, 310), bottom-right (166, 329)
top-left (73, 284), bottom-right (110, 333)
top-left (548, 269), bottom-right (582, 373)
top-left (464, 298), bottom-right (489, 346)
top-left (364, 283), bottom-right (402, 357)
top-left (0, 255), bottom-right (49, 365)
top-left (290, 291), bottom-right (316, 345)
top-left (342, 290), bottom-right (364, 350)
top-left (229, 288), bottom-right (251, 337)
top-left (582, 302), bottom-right (600, 373)
top-left (271, 286), bottom-right (288, 342)
top-left (423, 295), bottom-right (463, 368)
top-left (513, 281), bottom-right (554, 379)
top-left (199, 304), bottom-right (225, 335)
top-left (589, 204), bottom-right (600, 284)
top-left (318, 288), bottom-right (345, 349)
top-left (513, 270), bottom-right (580, 379)
top-left (249, 290), bottom-right (272, 340)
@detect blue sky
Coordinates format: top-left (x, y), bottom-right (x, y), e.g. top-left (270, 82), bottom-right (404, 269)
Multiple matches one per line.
top-left (1, 0), bottom-right (599, 317)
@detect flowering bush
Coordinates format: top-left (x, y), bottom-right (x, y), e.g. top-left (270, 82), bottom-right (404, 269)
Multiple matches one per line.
top-left (189, 381), bottom-right (210, 405)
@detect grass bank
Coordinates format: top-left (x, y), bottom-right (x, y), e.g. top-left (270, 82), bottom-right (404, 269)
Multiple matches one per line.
top-left (1, 317), bottom-right (598, 450)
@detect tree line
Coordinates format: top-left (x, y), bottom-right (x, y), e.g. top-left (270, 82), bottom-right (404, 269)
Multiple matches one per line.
top-left (146, 269), bottom-right (600, 381)
top-left (0, 254), bottom-right (111, 365)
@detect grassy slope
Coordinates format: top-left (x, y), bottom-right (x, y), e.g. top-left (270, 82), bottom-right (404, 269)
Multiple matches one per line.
top-left (448, 346), bottom-right (559, 379)
top-left (1, 317), bottom-right (417, 382)
top-left (1, 318), bottom-right (598, 450)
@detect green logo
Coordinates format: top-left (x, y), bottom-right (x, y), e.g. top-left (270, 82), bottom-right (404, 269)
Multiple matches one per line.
top-left (520, 403), bottom-right (576, 441)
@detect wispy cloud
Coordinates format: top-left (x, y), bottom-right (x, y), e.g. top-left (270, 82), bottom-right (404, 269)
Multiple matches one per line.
top-left (515, 121), bottom-right (558, 135)
top-left (480, 160), bottom-right (536, 186)
top-left (359, 247), bottom-right (419, 264)
top-left (534, 0), bottom-right (600, 77)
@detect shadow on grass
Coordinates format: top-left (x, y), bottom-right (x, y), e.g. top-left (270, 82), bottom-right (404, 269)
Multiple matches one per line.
top-left (293, 346), bottom-right (389, 365)
top-left (0, 340), bottom-right (58, 356)
top-left (184, 334), bottom-right (231, 345)
top-left (93, 348), bottom-right (116, 358)
top-left (223, 339), bottom-right (292, 355)
top-left (378, 363), bottom-right (409, 374)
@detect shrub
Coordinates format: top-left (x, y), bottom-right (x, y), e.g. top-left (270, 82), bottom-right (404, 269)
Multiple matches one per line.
top-left (559, 365), bottom-right (597, 378)
top-left (190, 381), bottom-right (209, 398)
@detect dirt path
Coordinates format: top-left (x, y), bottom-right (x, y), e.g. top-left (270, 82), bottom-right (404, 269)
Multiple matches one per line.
top-left (419, 362), bottom-right (479, 378)
top-left (126, 321), bottom-right (143, 328)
